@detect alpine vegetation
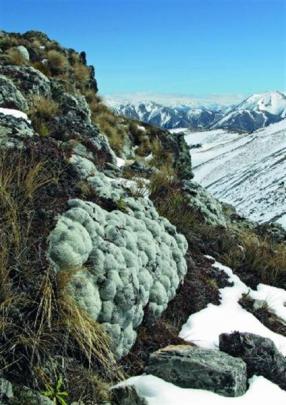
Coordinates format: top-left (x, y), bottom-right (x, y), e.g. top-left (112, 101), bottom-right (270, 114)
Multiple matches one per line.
top-left (0, 29), bottom-right (286, 405)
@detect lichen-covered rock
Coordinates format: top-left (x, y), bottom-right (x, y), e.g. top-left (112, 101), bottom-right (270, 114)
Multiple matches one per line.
top-left (183, 180), bottom-right (228, 226)
top-left (145, 345), bottom-right (247, 397)
top-left (11, 386), bottom-right (54, 405)
top-left (0, 75), bottom-right (28, 111)
top-left (219, 331), bottom-right (286, 391)
top-left (0, 65), bottom-right (51, 98)
top-left (51, 115), bottom-right (116, 164)
top-left (48, 163), bottom-right (188, 358)
top-left (0, 112), bottom-right (34, 147)
top-left (174, 132), bottom-right (193, 179)
top-left (57, 92), bottom-right (91, 122)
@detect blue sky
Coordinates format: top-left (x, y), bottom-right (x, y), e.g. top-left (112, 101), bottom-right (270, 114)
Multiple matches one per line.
top-left (1, 0), bottom-right (285, 100)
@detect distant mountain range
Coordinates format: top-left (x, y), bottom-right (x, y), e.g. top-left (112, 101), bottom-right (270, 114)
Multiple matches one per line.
top-left (183, 119), bottom-right (286, 227)
top-left (211, 91), bottom-right (286, 132)
top-left (111, 91), bottom-right (286, 132)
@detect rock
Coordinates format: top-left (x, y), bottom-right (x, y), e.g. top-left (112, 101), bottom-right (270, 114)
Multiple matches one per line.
top-left (112, 385), bottom-right (147, 405)
top-left (0, 65), bottom-right (51, 98)
top-left (0, 378), bottom-right (13, 401)
top-left (58, 92), bottom-right (91, 122)
top-left (0, 113), bottom-right (34, 147)
top-left (0, 75), bottom-right (28, 111)
top-left (145, 345), bottom-right (247, 397)
top-left (16, 46), bottom-right (30, 61)
top-left (182, 180), bottom-right (228, 226)
top-left (50, 115), bottom-right (115, 165)
top-left (219, 331), bottom-right (286, 391)
top-left (174, 132), bottom-right (193, 180)
top-left (11, 386), bottom-right (54, 404)
top-left (129, 161), bottom-right (154, 176)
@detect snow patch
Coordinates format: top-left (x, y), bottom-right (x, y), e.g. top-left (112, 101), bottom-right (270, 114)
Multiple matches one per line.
top-left (179, 259), bottom-right (286, 356)
top-left (117, 374), bottom-right (286, 405)
top-left (0, 108), bottom-right (29, 121)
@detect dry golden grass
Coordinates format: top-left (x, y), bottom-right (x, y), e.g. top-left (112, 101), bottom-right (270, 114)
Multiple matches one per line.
top-left (73, 62), bottom-right (90, 84)
top-left (28, 96), bottom-right (59, 136)
top-left (47, 50), bottom-right (68, 74)
top-left (0, 148), bottom-right (122, 399)
top-left (29, 96), bottom-right (59, 120)
top-left (95, 112), bottom-right (126, 154)
top-left (222, 230), bottom-right (286, 286)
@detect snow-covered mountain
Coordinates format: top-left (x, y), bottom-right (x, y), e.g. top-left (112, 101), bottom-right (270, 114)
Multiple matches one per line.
top-left (112, 101), bottom-right (225, 129)
top-left (181, 119), bottom-right (286, 227)
top-left (111, 91), bottom-right (286, 132)
top-left (211, 91), bottom-right (286, 132)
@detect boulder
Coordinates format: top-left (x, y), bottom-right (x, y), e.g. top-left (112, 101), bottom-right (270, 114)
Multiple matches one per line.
top-left (0, 65), bottom-right (51, 98)
top-left (219, 331), bottom-right (286, 390)
top-left (58, 92), bottom-right (91, 122)
top-left (145, 345), bottom-right (247, 397)
top-left (0, 113), bottom-right (34, 148)
top-left (0, 75), bottom-right (28, 111)
top-left (182, 180), bottom-right (228, 226)
top-left (16, 46), bottom-right (30, 62)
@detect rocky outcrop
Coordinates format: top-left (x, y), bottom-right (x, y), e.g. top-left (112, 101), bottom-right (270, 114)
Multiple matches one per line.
top-left (0, 75), bottom-right (28, 111)
top-left (145, 345), bottom-right (247, 397)
top-left (219, 332), bottom-right (286, 391)
top-left (182, 180), bottom-right (228, 226)
top-left (0, 112), bottom-right (34, 147)
top-left (0, 65), bottom-right (51, 98)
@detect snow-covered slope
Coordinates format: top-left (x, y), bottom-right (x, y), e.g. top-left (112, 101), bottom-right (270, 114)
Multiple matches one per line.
top-left (211, 91), bottom-right (286, 132)
top-left (120, 258), bottom-right (286, 404)
top-left (111, 101), bottom-right (225, 129)
top-left (182, 119), bottom-right (286, 227)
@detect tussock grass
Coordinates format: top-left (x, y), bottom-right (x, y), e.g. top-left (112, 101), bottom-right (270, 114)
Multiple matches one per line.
top-left (47, 50), bottom-right (68, 74)
top-left (28, 96), bottom-right (59, 136)
top-left (222, 230), bottom-right (286, 287)
top-left (5, 47), bottom-right (28, 65)
top-left (0, 146), bottom-right (121, 401)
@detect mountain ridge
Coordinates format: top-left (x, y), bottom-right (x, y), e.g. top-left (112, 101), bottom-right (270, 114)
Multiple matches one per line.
top-left (112, 90), bottom-right (286, 132)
